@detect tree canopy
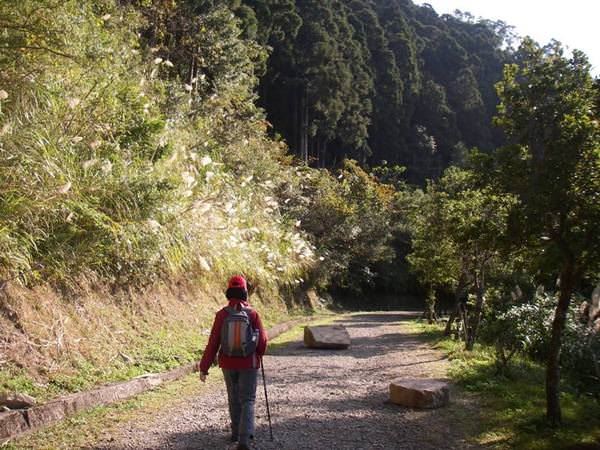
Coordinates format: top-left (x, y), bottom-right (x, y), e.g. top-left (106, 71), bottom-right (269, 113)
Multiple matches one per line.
top-left (489, 38), bottom-right (600, 425)
top-left (237, 0), bottom-right (514, 182)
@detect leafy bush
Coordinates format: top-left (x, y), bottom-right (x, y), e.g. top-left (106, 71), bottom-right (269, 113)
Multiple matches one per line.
top-left (482, 291), bottom-right (600, 396)
top-left (278, 160), bottom-right (395, 293)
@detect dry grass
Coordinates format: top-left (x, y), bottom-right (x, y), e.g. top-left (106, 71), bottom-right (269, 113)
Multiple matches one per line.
top-left (0, 275), bottom-right (293, 401)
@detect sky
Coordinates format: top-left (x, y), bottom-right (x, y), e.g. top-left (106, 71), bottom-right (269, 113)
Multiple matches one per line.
top-left (414, 0), bottom-right (599, 75)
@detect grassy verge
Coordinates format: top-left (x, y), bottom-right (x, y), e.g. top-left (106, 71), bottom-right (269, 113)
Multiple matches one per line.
top-left (0, 328), bottom-right (203, 403)
top-left (4, 371), bottom-right (209, 450)
top-left (0, 290), bottom-right (312, 402)
top-left (408, 321), bottom-right (600, 449)
top-left (4, 310), bottom-right (332, 450)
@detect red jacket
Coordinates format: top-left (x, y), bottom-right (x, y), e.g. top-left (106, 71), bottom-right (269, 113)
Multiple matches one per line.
top-left (199, 299), bottom-right (267, 374)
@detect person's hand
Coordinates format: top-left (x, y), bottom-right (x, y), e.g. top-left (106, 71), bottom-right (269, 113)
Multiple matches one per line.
top-left (199, 372), bottom-right (207, 383)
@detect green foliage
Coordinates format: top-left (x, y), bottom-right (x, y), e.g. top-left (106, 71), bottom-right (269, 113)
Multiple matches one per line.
top-left (480, 38), bottom-right (600, 424)
top-left (278, 160), bottom-right (394, 293)
top-left (404, 184), bottom-right (460, 289)
top-left (404, 165), bottom-right (516, 293)
top-left (482, 291), bottom-right (600, 397)
top-left (411, 321), bottom-right (600, 449)
top-left (241, 0), bottom-right (512, 180)
top-left (0, 0), bottom-right (169, 284)
top-left (492, 39), bottom-right (600, 277)
top-left (400, 34), bottom-right (600, 428)
top-left (0, 0), bottom-right (315, 288)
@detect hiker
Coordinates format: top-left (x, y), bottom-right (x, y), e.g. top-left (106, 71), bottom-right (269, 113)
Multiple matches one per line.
top-left (198, 275), bottom-right (268, 450)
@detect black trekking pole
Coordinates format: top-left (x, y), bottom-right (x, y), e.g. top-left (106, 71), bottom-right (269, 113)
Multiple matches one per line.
top-left (260, 356), bottom-right (274, 441)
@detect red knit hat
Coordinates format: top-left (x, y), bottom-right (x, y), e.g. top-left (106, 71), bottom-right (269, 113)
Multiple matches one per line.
top-left (227, 275), bottom-right (247, 291)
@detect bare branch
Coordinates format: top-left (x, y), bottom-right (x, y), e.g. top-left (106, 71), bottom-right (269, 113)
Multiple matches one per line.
top-left (0, 45), bottom-right (76, 60)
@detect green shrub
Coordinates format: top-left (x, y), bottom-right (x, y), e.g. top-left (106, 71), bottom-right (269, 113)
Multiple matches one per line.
top-left (482, 291), bottom-right (600, 397)
top-left (278, 159), bottom-right (395, 293)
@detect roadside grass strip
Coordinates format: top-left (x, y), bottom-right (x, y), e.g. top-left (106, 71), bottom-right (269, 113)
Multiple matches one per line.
top-left (408, 321), bottom-right (600, 450)
top-left (3, 311), bottom-right (329, 449)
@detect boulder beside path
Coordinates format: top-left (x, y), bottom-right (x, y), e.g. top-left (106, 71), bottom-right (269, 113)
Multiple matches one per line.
top-left (389, 378), bottom-right (450, 409)
top-left (304, 325), bottom-right (350, 349)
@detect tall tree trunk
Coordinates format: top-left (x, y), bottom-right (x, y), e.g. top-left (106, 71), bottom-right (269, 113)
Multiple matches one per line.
top-left (444, 272), bottom-right (468, 336)
top-left (317, 138), bottom-right (322, 167)
top-left (300, 85), bottom-right (308, 163)
top-left (291, 85), bottom-right (299, 155)
top-left (189, 56), bottom-right (196, 92)
top-left (466, 268), bottom-right (485, 351)
top-left (321, 138), bottom-right (328, 168)
top-left (444, 307), bottom-right (458, 336)
top-left (546, 258), bottom-right (577, 426)
top-left (422, 286), bottom-right (438, 324)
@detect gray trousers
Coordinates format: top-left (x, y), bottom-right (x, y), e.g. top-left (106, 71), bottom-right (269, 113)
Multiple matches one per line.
top-left (222, 368), bottom-right (258, 445)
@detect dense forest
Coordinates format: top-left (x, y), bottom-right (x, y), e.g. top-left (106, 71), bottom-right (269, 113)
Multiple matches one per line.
top-left (235, 0), bottom-right (513, 182)
top-left (0, 0), bottom-right (598, 437)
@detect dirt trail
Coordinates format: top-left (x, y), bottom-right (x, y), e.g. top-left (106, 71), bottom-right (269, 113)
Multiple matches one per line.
top-left (92, 312), bottom-right (480, 450)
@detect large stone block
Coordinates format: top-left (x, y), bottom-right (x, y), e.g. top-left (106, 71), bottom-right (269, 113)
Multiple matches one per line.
top-left (389, 378), bottom-right (450, 409)
top-left (0, 392), bottom-right (36, 409)
top-left (0, 411), bottom-right (28, 440)
top-left (304, 325), bottom-right (350, 349)
top-left (25, 400), bottom-right (68, 429)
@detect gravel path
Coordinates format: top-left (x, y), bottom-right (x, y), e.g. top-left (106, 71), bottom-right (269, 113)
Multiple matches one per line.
top-left (93, 312), bottom-right (480, 450)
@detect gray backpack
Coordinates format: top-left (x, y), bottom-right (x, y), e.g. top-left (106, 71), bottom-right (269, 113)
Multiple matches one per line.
top-left (220, 307), bottom-right (259, 357)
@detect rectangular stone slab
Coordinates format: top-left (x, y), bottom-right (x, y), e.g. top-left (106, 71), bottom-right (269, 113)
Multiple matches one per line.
top-left (26, 400), bottom-right (68, 429)
top-left (304, 325), bottom-right (350, 349)
top-left (389, 378), bottom-right (450, 409)
top-left (0, 411), bottom-right (28, 440)
top-left (0, 392), bottom-right (36, 409)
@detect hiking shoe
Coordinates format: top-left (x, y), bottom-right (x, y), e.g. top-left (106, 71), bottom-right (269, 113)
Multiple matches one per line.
top-left (230, 434), bottom-right (238, 442)
top-left (236, 444), bottom-right (251, 450)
